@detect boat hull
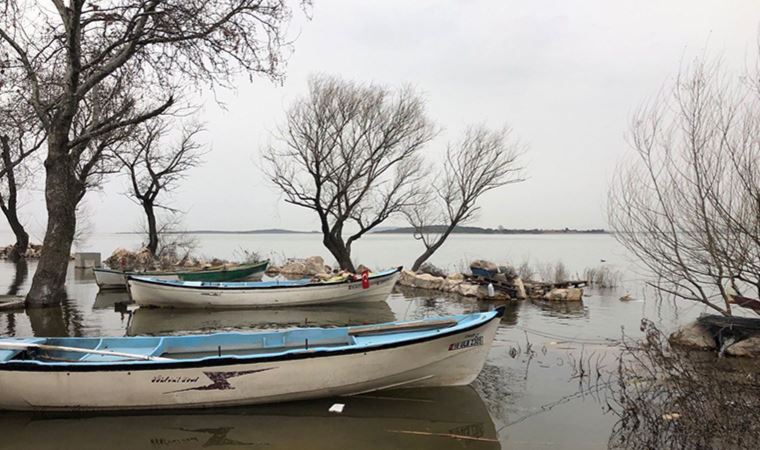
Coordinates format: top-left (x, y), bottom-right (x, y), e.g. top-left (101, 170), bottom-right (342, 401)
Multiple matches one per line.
top-left (129, 270), bottom-right (400, 309)
top-left (0, 311), bottom-right (499, 411)
top-left (94, 262), bottom-right (268, 290)
top-left (94, 270), bottom-right (176, 290)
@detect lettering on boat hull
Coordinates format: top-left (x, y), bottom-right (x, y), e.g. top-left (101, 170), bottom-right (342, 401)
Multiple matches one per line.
top-left (165, 368), bottom-right (276, 393)
top-left (448, 333), bottom-right (484, 351)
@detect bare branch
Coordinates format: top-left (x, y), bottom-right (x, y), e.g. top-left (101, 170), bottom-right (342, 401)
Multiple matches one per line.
top-left (263, 74), bottom-right (436, 271)
top-left (406, 125), bottom-right (526, 271)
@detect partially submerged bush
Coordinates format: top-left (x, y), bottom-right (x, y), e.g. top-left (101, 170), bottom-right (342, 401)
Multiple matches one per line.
top-left (608, 319), bottom-right (760, 449)
top-left (516, 259), bottom-right (534, 282)
top-left (584, 265), bottom-right (623, 288)
top-left (536, 261), bottom-right (569, 283)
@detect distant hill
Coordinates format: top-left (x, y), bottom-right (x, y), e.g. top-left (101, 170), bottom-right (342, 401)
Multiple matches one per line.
top-left (118, 228), bottom-right (318, 235)
top-left (374, 225), bottom-right (607, 234)
top-left (118, 226), bottom-right (606, 235)
top-left (183, 228), bottom-right (318, 234)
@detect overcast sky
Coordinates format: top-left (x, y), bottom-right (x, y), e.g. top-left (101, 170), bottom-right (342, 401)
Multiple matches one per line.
top-left (10, 0), bottom-right (760, 237)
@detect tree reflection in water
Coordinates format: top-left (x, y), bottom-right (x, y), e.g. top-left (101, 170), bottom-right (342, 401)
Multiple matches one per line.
top-left (7, 259), bottom-right (27, 296)
top-left (2, 260), bottom-right (28, 335)
top-left (608, 319), bottom-right (760, 449)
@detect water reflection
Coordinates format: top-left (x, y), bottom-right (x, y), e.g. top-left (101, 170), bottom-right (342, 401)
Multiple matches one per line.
top-left (128, 302), bottom-right (396, 336)
top-left (6, 259), bottom-right (27, 296)
top-left (528, 299), bottom-right (588, 319)
top-left (72, 267), bottom-right (95, 283)
top-left (477, 300), bottom-right (519, 326)
top-left (395, 286), bottom-right (498, 318)
top-left (93, 291), bottom-right (132, 310)
top-left (25, 299), bottom-right (85, 337)
top-left (0, 387), bottom-right (499, 450)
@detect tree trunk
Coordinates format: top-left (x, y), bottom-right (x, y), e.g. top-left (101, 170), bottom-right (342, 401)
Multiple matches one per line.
top-left (0, 201), bottom-right (29, 262)
top-left (0, 135), bottom-right (29, 261)
top-left (144, 202), bottom-right (158, 255)
top-left (411, 246), bottom-right (438, 272)
top-left (25, 144), bottom-right (79, 308)
top-left (323, 235), bottom-right (356, 272)
top-left (411, 224), bottom-right (457, 271)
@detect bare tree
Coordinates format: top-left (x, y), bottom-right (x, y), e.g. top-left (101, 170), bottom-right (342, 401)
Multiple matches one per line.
top-left (609, 59), bottom-right (760, 316)
top-left (264, 75), bottom-right (435, 272)
top-left (117, 119), bottom-right (204, 256)
top-left (406, 125), bottom-right (525, 271)
top-left (0, 0), bottom-right (299, 306)
top-left (0, 97), bottom-right (44, 260)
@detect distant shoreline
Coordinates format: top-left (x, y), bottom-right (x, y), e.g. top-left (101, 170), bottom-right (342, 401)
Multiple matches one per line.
top-left (374, 226), bottom-right (607, 235)
top-left (115, 226), bottom-right (608, 235)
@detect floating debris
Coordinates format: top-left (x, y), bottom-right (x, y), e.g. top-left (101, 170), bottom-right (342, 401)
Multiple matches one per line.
top-left (329, 403), bottom-right (345, 414)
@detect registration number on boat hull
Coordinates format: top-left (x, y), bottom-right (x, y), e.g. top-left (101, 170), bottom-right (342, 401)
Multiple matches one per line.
top-left (448, 334), bottom-right (484, 351)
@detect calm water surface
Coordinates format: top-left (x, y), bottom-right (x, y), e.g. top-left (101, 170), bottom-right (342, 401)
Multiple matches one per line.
top-left (0, 233), bottom-right (714, 449)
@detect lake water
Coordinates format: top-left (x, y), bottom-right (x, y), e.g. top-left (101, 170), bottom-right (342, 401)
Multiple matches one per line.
top-left (0, 233), bottom-right (719, 449)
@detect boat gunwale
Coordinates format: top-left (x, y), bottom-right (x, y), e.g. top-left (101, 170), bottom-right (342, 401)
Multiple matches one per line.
top-left (94, 260), bottom-right (270, 277)
top-left (127, 266), bottom-right (403, 291)
top-left (0, 307), bottom-right (503, 372)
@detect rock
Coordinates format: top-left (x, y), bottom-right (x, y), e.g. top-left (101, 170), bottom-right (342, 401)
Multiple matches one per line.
top-left (419, 262), bottom-right (447, 278)
top-left (456, 283), bottom-right (480, 297)
top-left (566, 288), bottom-right (583, 302)
top-left (399, 269), bottom-right (417, 287)
top-left (279, 260), bottom-right (307, 275)
top-left (442, 278), bottom-right (463, 293)
top-left (725, 337), bottom-right (760, 357)
top-left (266, 265), bottom-right (281, 274)
top-left (513, 277), bottom-right (527, 300)
top-left (305, 256), bottom-right (327, 275)
top-left (398, 271), bottom-right (448, 291)
top-left (447, 273), bottom-right (465, 281)
top-left (280, 256), bottom-right (327, 276)
top-left (412, 273), bottom-right (446, 291)
top-left (543, 288), bottom-right (566, 301)
top-left (669, 321), bottom-right (716, 350)
top-left (543, 288), bottom-right (583, 302)
top-left (499, 265), bottom-right (518, 279)
top-left (470, 259), bottom-right (498, 272)
top-left (105, 247), bottom-right (155, 270)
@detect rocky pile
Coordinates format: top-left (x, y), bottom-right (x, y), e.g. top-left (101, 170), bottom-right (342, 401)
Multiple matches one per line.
top-left (399, 270), bottom-right (483, 298)
top-left (104, 247), bottom-right (228, 271)
top-left (398, 259), bottom-right (585, 302)
top-left (0, 243), bottom-right (44, 260)
top-left (267, 256), bottom-right (332, 276)
top-left (670, 316), bottom-right (760, 358)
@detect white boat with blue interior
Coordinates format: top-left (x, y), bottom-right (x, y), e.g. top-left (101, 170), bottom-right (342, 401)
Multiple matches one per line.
top-left (127, 267), bottom-right (402, 308)
top-left (0, 308), bottom-right (503, 411)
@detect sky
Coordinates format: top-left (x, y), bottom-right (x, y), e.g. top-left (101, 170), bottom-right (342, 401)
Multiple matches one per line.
top-left (10, 0), bottom-right (760, 237)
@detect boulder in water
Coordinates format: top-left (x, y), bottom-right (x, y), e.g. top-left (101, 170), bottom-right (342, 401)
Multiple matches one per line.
top-left (725, 337), bottom-right (760, 357)
top-left (669, 321), bottom-right (717, 351)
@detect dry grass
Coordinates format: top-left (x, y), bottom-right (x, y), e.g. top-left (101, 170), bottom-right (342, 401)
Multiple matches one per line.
top-left (584, 265), bottom-right (623, 288)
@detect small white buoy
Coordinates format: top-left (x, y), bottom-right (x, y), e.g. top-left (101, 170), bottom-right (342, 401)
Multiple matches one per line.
top-left (329, 403), bottom-right (345, 414)
top-left (487, 283), bottom-right (495, 297)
